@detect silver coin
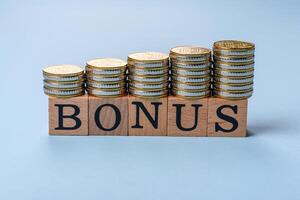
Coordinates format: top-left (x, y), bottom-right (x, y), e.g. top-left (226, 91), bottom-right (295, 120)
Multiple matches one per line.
top-left (171, 55), bottom-right (210, 62)
top-left (214, 49), bottom-right (254, 56)
top-left (129, 88), bottom-right (167, 97)
top-left (43, 80), bottom-right (84, 89)
top-left (214, 83), bottom-right (253, 91)
top-left (129, 82), bottom-right (168, 90)
top-left (171, 60), bottom-right (211, 69)
top-left (87, 81), bottom-right (125, 89)
top-left (173, 89), bottom-right (210, 98)
top-left (87, 75), bottom-right (124, 82)
top-left (213, 89), bottom-right (253, 99)
top-left (214, 55), bottom-right (254, 63)
top-left (87, 88), bottom-right (126, 96)
top-left (130, 68), bottom-right (168, 76)
top-left (172, 82), bottom-right (210, 90)
top-left (214, 68), bottom-right (254, 77)
top-left (44, 87), bottom-right (84, 96)
top-left (43, 74), bottom-right (84, 82)
top-left (214, 76), bottom-right (254, 84)
top-left (213, 62), bottom-right (254, 70)
top-left (174, 76), bottom-right (211, 83)
top-left (129, 75), bottom-right (168, 83)
top-left (86, 67), bottom-right (125, 75)
top-left (128, 61), bottom-right (168, 68)
top-left (172, 68), bottom-right (211, 76)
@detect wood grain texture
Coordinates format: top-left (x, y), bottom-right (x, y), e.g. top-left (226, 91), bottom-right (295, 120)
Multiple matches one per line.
top-left (167, 96), bottom-right (208, 137)
top-left (207, 97), bottom-right (247, 137)
top-left (128, 95), bottom-right (167, 136)
top-left (89, 95), bottom-right (128, 136)
top-left (48, 94), bottom-right (88, 135)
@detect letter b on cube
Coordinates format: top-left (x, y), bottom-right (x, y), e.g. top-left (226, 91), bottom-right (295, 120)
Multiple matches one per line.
top-left (48, 94), bottom-right (89, 135)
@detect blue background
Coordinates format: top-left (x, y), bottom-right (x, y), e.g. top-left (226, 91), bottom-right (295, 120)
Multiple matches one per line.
top-left (1, 0), bottom-right (300, 199)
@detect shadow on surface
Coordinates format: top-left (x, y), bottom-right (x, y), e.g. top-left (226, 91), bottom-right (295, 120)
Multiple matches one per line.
top-left (247, 118), bottom-right (291, 137)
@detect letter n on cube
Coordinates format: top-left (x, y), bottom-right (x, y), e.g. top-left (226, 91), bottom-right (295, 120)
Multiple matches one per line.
top-left (128, 95), bottom-right (167, 136)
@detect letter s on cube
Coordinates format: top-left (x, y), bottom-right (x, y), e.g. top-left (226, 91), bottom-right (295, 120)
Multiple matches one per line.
top-left (207, 97), bottom-right (248, 137)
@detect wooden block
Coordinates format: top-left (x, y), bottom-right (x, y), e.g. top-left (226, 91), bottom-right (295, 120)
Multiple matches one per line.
top-left (48, 94), bottom-right (88, 135)
top-left (207, 97), bottom-right (247, 137)
top-left (88, 95), bottom-right (128, 136)
top-left (128, 95), bottom-right (167, 136)
top-left (167, 96), bottom-right (208, 137)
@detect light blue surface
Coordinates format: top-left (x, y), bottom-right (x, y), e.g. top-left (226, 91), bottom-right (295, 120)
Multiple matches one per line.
top-left (1, 1), bottom-right (300, 199)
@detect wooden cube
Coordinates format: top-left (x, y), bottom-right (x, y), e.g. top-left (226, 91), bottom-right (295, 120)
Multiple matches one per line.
top-left (48, 94), bottom-right (88, 135)
top-left (207, 97), bottom-right (248, 137)
top-left (89, 95), bottom-right (128, 136)
top-left (167, 96), bottom-right (208, 137)
top-left (128, 96), bottom-right (167, 136)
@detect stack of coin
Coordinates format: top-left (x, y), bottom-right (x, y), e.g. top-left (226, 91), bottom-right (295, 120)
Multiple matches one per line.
top-left (170, 46), bottom-right (212, 98)
top-left (127, 52), bottom-right (169, 98)
top-left (43, 64), bottom-right (85, 97)
top-left (213, 40), bottom-right (255, 99)
top-left (85, 58), bottom-right (127, 97)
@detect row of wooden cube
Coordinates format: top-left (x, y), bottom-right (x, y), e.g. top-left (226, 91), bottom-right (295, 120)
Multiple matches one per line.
top-left (49, 95), bottom-right (247, 137)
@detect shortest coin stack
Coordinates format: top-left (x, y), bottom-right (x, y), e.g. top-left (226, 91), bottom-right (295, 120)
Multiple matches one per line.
top-left (43, 64), bottom-right (85, 97)
top-left (170, 46), bottom-right (212, 99)
top-left (213, 40), bottom-right (255, 99)
top-left (85, 58), bottom-right (127, 97)
top-left (128, 52), bottom-right (169, 98)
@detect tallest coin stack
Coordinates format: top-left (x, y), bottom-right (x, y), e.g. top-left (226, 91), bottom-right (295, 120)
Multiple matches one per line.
top-left (212, 40), bottom-right (255, 99)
